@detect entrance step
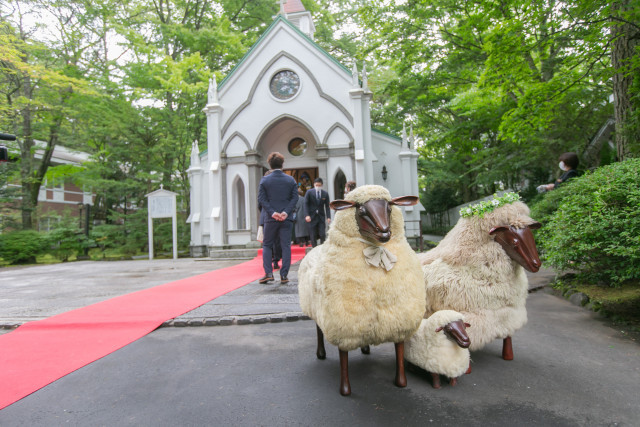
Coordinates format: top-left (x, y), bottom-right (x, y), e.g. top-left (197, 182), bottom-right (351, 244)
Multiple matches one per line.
top-left (208, 248), bottom-right (258, 260)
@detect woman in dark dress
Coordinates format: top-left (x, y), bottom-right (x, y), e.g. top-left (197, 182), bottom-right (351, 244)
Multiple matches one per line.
top-left (542, 152), bottom-right (579, 191)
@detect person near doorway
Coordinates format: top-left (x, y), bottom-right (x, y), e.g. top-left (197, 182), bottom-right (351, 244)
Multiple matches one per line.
top-left (259, 199), bottom-right (282, 271)
top-left (304, 177), bottom-right (331, 247)
top-left (294, 188), bottom-right (309, 246)
top-left (257, 152), bottom-right (298, 284)
top-left (345, 180), bottom-right (356, 195)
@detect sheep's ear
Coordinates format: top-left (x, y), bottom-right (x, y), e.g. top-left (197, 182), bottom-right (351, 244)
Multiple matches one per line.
top-left (528, 221), bottom-right (542, 230)
top-left (435, 326), bottom-right (444, 332)
top-left (464, 322), bottom-right (471, 328)
top-left (390, 195), bottom-right (419, 206)
top-left (489, 226), bottom-right (509, 236)
top-left (330, 200), bottom-right (357, 211)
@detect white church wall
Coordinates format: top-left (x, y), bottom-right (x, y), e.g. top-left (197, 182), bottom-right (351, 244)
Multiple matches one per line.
top-left (324, 124), bottom-right (352, 147)
top-left (226, 165), bottom-right (250, 231)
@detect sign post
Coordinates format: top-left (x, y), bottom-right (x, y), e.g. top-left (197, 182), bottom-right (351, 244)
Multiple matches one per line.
top-left (146, 185), bottom-right (178, 260)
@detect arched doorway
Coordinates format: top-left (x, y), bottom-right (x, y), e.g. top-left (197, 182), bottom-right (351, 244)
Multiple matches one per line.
top-left (334, 169), bottom-right (346, 200)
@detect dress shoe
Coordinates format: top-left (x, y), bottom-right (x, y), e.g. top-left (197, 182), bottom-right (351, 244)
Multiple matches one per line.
top-left (273, 261), bottom-right (280, 270)
top-left (259, 274), bottom-right (274, 284)
top-left (280, 276), bottom-right (289, 284)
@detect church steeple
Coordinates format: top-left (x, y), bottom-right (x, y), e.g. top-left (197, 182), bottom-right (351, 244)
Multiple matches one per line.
top-left (280, 0), bottom-right (316, 39)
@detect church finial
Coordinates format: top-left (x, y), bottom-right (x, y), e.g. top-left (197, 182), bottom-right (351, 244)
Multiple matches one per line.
top-left (409, 124), bottom-right (415, 149)
top-left (352, 61), bottom-right (359, 87)
top-left (402, 123), bottom-right (408, 147)
top-left (362, 62), bottom-right (369, 91)
top-left (208, 75), bottom-right (218, 104)
top-left (276, 0), bottom-right (286, 15)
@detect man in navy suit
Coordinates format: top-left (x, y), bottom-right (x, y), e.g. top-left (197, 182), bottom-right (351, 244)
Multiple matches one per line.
top-left (257, 152), bottom-right (298, 284)
top-left (304, 177), bottom-right (331, 247)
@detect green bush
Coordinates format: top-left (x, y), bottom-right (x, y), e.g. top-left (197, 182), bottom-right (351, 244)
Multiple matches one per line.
top-left (47, 227), bottom-right (88, 262)
top-left (534, 158), bottom-right (640, 286)
top-left (0, 230), bottom-right (48, 264)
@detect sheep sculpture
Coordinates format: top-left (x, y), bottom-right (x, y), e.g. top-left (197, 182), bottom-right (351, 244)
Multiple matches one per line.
top-left (298, 185), bottom-right (426, 396)
top-left (405, 310), bottom-right (471, 389)
top-left (417, 193), bottom-right (542, 362)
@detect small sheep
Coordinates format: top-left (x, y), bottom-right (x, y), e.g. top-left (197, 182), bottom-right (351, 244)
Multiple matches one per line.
top-left (298, 185), bottom-right (426, 396)
top-left (405, 310), bottom-right (471, 389)
top-left (417, 194), bottom-right (541, 360)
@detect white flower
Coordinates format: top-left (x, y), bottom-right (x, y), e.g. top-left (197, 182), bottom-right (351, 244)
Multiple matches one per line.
top-left (492, 199), bottom-right (500, 206)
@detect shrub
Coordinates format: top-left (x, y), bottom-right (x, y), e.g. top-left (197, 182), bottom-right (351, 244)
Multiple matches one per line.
top-left (47, 227), bottom-right (88, 262)
top-left (535, 158), bottom-right (640, 286)
top-left (0, 230), bottom-right (48, 264)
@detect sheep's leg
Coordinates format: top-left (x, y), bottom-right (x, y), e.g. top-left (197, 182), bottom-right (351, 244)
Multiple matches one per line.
top-left (466, 363), bottom-right (472, 374)
top-left (502, 336), bottom-right (514, 360)
top-left (430, 372), bottom-right (441, 389)
top-left (360, 345), bottom-right (370, 354)
top-left (316, 324), bottom-right (326, 360)
top-left (394, 342), bottom-right (407, 388)
top-left (449, 377), bottom-right (458, 387)
top-left (339, 349), bottom-right (351, 396)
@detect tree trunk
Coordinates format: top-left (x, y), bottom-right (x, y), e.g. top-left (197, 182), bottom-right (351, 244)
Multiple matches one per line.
top-left (19, 73), bottom-right (34, 230)
top-left (611, 0), bottom-right (639, 161)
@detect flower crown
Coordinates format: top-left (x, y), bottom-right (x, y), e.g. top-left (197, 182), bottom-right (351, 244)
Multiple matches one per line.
top-left (460, 192), bottom-right (521, 218)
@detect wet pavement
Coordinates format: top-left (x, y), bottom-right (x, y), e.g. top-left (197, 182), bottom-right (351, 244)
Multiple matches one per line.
top-left (0, 255), bottom-right (638, 425)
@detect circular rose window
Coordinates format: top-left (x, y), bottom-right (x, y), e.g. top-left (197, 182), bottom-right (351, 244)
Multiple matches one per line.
top-left (270, 70), bottom-right (300, 100)
top-left (288, 138), bottom-right (307, 156)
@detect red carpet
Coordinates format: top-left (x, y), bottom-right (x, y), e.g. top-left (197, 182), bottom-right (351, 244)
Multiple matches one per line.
top-left (0, 247), bottom-right (306, 410)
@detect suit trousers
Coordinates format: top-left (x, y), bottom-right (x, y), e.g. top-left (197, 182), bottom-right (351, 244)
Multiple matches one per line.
top-left (307, 216), bottom-right (326, 247)
top-left (262, 220), bottom-right (293, 277)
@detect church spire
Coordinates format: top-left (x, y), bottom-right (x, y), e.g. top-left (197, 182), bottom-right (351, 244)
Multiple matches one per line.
top-left (279, 0), bottom-right (315, 39)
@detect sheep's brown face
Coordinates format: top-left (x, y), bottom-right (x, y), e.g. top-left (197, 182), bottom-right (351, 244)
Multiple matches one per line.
top-left (330, 196), bottom-right (419, 243)
top-left (436, 320), bottom-right (471, 349)
top-left (489, 222), bottom-right (542, 273)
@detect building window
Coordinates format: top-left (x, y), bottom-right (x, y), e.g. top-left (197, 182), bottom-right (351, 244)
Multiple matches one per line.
top-left (269, 70), bottom-right (300, 100)
top-left (233, 178), bottom-right (246, 230)
top-left (288, 137), bottom-right (307, 156)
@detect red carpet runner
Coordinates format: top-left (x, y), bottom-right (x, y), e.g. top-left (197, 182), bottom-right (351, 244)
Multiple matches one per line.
top-left (0, 247), bottom-right (306, 410)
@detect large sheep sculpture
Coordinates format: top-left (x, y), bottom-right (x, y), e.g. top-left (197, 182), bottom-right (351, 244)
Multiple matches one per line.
top-left (405, 310), bottom-right (471, 389)
top-left (417, 193), bottom-right (541, 361)
top-left (298, 185), bottom-right (426, 396)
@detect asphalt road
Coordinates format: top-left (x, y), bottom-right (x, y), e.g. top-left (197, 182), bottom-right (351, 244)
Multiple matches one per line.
top-left (1, 289), bottom-right (639, 426)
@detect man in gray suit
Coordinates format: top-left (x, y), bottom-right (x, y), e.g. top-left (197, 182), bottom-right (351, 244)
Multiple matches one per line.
top-left (304, 177), bottom-right (331, 247)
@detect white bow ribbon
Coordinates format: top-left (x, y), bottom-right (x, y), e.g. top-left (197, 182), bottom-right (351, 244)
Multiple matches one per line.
top-left (358, 238), bottom-right (397, 271)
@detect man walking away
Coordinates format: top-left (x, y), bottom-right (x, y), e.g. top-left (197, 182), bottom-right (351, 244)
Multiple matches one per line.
top-left (304, 177), bottom-right (331, 247)
top-left (257, 152), bottom-right (298, 284)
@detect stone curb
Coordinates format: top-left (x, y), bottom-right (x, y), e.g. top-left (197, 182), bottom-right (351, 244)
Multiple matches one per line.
top-left (160, 312), bottom-right (312, 328)
top-left (0, 313), bottom-right (312, 331)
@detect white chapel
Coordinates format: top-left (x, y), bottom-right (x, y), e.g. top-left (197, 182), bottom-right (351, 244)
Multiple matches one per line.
top-left (187, 0), bottom-right (423, 256)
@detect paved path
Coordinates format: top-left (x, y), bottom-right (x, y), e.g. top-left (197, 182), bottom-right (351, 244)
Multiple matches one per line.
top-left (0, 257), bottom-right (638, 425)
top-left (0, 290), bottom-right (638, 425)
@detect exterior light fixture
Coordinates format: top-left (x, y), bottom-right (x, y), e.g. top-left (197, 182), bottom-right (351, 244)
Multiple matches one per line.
top-left (382, 165), bottom-right (388, 181)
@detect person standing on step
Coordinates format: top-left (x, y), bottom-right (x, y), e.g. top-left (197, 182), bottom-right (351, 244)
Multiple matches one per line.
top-left (304, 177), bottom-right (331, 247)
top-left (294, 188), bottom-right (309, 247)
top-left (258, 152), bottom-right (298, 284)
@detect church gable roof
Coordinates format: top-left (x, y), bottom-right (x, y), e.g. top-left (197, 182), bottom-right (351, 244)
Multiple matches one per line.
top-left (217, 15), bottom-right (351, 91)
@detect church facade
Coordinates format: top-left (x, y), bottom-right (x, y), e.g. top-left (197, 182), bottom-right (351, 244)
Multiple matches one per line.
top-left (187, 1), bottom-right (422, 256)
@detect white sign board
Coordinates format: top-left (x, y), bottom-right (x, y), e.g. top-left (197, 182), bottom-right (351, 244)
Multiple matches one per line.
top-left (149, 196), bottom-right (175, 218)
top-left (146, 187), bottom-right (178, 260)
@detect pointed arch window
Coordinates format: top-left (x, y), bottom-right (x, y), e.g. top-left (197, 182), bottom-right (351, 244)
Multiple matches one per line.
top-left (233, 178), bottom-right (247, 230)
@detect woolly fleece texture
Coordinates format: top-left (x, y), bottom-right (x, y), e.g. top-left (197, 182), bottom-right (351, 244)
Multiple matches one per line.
top-left (298, 185), bottom-right (426, 351)
top-left (417, 201), bottom-right (535, 351)
top-left (404, 310), bottom-right (470, 378)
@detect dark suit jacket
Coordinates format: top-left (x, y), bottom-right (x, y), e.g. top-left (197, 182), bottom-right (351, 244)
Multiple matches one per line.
top-left (554, 169), bottom-right (578, 188)
top-left (257, 170), bottom-right (298, 223)
top-left (304, 188), bottom-right (331, 221)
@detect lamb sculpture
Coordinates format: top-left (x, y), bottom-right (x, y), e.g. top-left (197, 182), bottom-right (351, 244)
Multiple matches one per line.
top-left (417, 193), bottom-right (541, 362)
top-left (405, 310), bottom-right (471, 388)
top-left (298, 185), bottom-right (426, 396)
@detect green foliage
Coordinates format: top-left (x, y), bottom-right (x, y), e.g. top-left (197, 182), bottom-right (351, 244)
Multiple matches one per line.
top-left (46, 226), bottom-right (88, 262)
top-left (0, 230), bottom-right (48, 264)
top-left (535, 158), bottom-right (640, 286)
